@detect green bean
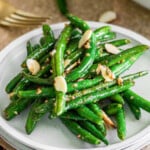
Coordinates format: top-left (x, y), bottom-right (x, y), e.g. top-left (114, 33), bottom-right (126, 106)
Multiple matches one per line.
top-left (38, 53), bottom-right (50, 64)
top-left (95, 123), bottom-right (107, 137)
top-left (18, 87), bottom-right (55, 99)
top-left (51, 53), bottom-right (56, 77)
top-left (79, 121), bottom-right (108, 145)
top-left (15, 65), bottom-right (51, 97)
top-left (23, 71), bottom-right (53, 85)
top-left (35, 98), bottom-right (54, 114)
top-left (107, 39), bottom-right (131, 47)
top-left (99, 45), bottom-right (148, 67)
top-left (36, 64), bottom-right (51, 77)
top-left (66, 33), bottom-right (96, 82)
top-left (65, 38), bottom-right (79, 56)
top-left (54, 24), bottom-right (73, 116)
top-left (40, 37), bottom-right (46, 46)
top-left (4, 98), bottom-right (34, 120)
top-left (26, 41), bottom-right (34, 56)
top-left (76, 106), bottom-right (104, 125)
top-left (21, 41), bottom-right (54, 67)
top-left (14, 78), bottom-right (30, 92)
top-left (42, 24), bottom-right (55, 41)
top-left (95, 39), bottom-right (131, 62)
top-left (125, 98), bottom-right (141, 120)
top-left (96, 32), bottom-right (116, 43)
top-left (61, 119), bottom-right (100, 145)
top-left (15, 63), bottom-right (52, 99)
top-left (123, 89), bottom-right (150, 113)
top-left (65, 81), bottom-right (134, 111)
top-left (64, 49), bottom-right (82, 69)
top-left (9, 94), bottom-right (18, 101)
top-left (5, 73), bottom-right (23, 93)
top-left (60, 110), bottom-right (87, 121)
top-left (40, 24), bottom-right (55, 46)
top-left (66, 14), bottom-right (90, 31)
top-left (104, 103), bottom-right (122, 115)
top-left (25, 99), bottom-right (44, 134)
top-left (52, 91), bottom-right (66, 117)
top-left (87, 103), bottom-right (106, 135)
top-left (89, 45), bottom-right (148, 76)
top-left (55, 24), bottom-right (73, 75)
top-left (87, 103), bottom-right (103, 119)
top-left (116, 107), bottom-right (126, 140)
top-left (57, 0), bottom-right (68, 15)
top-left (94, 26), bottom-right (111, 39)
top-left (110, 94), bottom-right (125, 104)
top-left (70, 28), bottom-right (82, 40)
top-left (33, 44), bottom-right (41, 50)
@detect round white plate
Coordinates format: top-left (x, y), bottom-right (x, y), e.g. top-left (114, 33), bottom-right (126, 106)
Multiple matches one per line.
top-left (0, 22), bottom-right (150, 150)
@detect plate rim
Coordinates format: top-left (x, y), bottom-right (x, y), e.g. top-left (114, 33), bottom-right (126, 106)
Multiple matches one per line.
top-left (0, 21), bottom-right (150, 150)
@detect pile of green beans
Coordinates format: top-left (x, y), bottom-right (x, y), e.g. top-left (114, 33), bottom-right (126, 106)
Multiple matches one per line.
top-left (4, 14), bottom-right (150, 146)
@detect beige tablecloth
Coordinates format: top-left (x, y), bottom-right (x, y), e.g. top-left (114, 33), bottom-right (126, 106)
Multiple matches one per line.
top-left (0, 0), bottom-right (150, 149)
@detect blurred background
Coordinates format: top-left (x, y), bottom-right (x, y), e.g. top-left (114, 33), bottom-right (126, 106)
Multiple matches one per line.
top-left (0, 0), bottom-right (150, 50)
top-left (0, 0), bottom-right (150, 149)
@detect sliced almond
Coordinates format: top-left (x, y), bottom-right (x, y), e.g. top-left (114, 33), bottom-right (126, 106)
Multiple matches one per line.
top-left (99, 11), bottom-right (117, 23)
top-left (65, 62), bottom-right (78, 74)
top-left (54, 76), bottom-right (67, 93)
top-left (50, 49), bottom-right (56, 56)
top-left (84, 41), bottom-right (90, 49)
top-left (8, 92), bottom-right (14, 98)
top-left (105, 43), bottom-right (120, 54)
top-left (99, 64), bottom-right (115, 82)
top-left (64, 59), bottom-right (71, 68)
top-left (77, 78), bottom-right (84, 82)
top-left (117, 77), bottom-right (123, 85)
top-left (96, 64), bottom-right (102, 75)
top-left (78, 29), bottom-right (92, 48)
top-left (102, 111), bottom-right (116, 128)
top-left (26, 59), bottom-right (40, 75)
top-left (36, 88), bottom-right (42, 94)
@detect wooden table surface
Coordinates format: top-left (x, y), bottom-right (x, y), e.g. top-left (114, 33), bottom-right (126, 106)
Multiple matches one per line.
top-left (0, 0), bottom-right (150, 149)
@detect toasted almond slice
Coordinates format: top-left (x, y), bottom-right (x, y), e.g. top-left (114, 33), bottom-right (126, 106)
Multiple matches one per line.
top-left (26, 59), bottom-right (40, 75)
top-left (50, 49), bottom-right (56, 56)
top-left (84, 41), bottom-right (90, 49)
top-left (102, 111), bottom-right (116, 128)
top-left (64, 59), bottom-right (71, 68)
top-left (105, 43), bottom-right (120, 54)
top-left (36, 88), bottom-right (42, 94)
top-left (99, 64), bottom-right (115, 82)
top-left (8, 92), bottom-right (14, 98)
top-left (96, 64), bottom-right (102, 75)
top-left (66, 61), bottom-right (78, 74)
top-left (117, 77), bottom-right (123, 85)
top-left (78, 29), bottom-right (92, 48)
top-left (54, 76), bottom-right (67, 93)
top-left (99, 11), bottom-right (117, 23)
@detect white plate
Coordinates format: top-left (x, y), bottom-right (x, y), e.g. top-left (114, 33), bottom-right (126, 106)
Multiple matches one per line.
top-left (0, 22), bottom-right (150, 150)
